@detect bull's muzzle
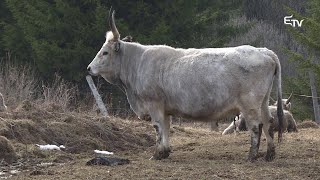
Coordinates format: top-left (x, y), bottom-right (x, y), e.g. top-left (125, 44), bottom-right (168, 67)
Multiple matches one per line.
top-left (87, 66), bottom-right (96, 76)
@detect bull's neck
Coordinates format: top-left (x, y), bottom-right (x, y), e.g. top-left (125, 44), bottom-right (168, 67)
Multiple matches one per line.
top-left (119, 42), bottom-right (147, 90)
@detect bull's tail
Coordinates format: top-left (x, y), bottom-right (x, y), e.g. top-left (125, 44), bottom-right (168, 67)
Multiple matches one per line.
top-left (270, 51), bottom-right (284, 142)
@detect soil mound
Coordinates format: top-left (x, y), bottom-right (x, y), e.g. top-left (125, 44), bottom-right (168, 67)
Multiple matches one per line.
top-left (0, 105), bottom-right (154, 155)
top-left (297, 120), bottom-right (319, 129)
top-left (0, 135), bottom-right (17, 164)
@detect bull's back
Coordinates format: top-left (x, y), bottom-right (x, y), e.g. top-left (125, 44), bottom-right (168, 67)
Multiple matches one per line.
top-left (137, 45), bottom-right (277, 119)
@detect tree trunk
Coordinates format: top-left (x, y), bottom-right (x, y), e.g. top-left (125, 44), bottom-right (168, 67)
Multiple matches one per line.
top-left (308, 71), bottom-right (320, 124)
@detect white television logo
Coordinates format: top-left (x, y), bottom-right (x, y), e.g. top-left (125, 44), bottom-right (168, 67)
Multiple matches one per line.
top-left (284, 15), bottom-right (304, 27)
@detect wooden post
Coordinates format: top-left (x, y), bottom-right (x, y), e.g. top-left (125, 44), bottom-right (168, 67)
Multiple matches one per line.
top-left (0, 93), bottom-right (7, 112)
top-left (309, 71), bottom-right (320, 124)
top-left (86, 75), bottom-right (109, 118)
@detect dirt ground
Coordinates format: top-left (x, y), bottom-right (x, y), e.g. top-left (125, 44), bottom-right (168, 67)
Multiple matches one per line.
top-left (0, 107), bottom-right (319, 180)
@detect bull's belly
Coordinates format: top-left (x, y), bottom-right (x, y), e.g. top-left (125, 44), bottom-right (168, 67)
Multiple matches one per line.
top-left (165, 102), bottom-right (239, 121)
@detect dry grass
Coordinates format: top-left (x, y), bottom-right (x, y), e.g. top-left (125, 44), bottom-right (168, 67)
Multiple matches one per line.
top-left (40, 74), bottom-right (79, 111)
top-left (0, 135), bottom-right (17, 164)
top-left (0, 111), bottom-right (319, 180)
top-left (0, 106), bottom-right (154, 155)
top-left (0, 60), bottom-right (37, 108)
top-left (297, 120), bottom-right (319, 129)
top-left (7, 130), bottom-right (320, 179)
top-left (0, 59), bottom-right (93, 113)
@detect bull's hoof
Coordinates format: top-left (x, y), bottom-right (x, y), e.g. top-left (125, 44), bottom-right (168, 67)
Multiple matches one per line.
top-left (152, 148), bottom-right (171, 160)
top-left (247, 155), bottom-right (257, 162)
top-left (247, 147), bottom-right (258, 162)
top-left (265, 146), bottom-right (276, 161)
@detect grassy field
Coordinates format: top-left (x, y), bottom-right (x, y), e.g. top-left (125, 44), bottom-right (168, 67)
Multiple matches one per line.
top-left (0, 106), bottom-right (319, 180)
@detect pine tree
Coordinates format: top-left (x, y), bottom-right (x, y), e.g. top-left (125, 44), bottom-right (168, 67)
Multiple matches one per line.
top-left (286, 0), bottom-right (320, 123)
top-left (3, 0), bottom-right (108, 82)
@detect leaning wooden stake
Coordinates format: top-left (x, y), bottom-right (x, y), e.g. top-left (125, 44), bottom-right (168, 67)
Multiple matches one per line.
top-left (0, 93), bottom-right (7, 112)
top-left (86, 75), bottom-right (109, 118)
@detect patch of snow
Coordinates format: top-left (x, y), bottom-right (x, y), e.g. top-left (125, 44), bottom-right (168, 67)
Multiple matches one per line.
top-left (36, 144), bottom-right (65, 151)
top-left (94, 150), bottom-right (114, 155)
top-left (9, 170), bottom-right (19, 175)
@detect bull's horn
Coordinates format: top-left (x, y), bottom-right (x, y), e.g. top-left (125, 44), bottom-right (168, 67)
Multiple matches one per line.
top-left (109, 9), bottom-right (120, 41)
top-left (108, 7), bottom-right (112, 29)
top-left (270, 97), bottom-right (276, 104)
top-left (286, 92), bottom-right (293, 104)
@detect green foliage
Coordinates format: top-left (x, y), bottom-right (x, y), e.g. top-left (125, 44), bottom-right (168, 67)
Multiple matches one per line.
top-left (283, 0), bottom-right (320, 121)
top-left (285, 0), bottom-right (320, 61)
top-left (1, 0), bottom-right (108, 82)
top-left (193, 0), bottom-right (245, 48)
top-left (0, 0), bottom-right (246, 83)
top-left (283, 76), bottom-right (314, 121)
top-left (283, 48), bottom-right (314, 72)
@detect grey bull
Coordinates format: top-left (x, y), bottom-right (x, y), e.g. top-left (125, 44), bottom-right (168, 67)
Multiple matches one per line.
top-left (87, 10), bottom-right (284, 162)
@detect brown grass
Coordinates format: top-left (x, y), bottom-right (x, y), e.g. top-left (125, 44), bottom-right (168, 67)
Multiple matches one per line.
top-left (0, 104), bottom-right (154, 156)
top-left (0, 60), bottom-right (37, 108)
top-left (40, 74), bottom-right (79, 111)
top-left (0, 59), bottom-right (93, 113)
top-left (0, 135), bottom-right (17, 164)
top-left (0, 110), bottom-right (319, 179)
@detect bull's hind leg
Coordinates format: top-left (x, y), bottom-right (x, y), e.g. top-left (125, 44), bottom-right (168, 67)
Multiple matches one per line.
top-left (261, 82), bottom-right (277, 161)
top-left (243, 109), bottom-right (263, 162)
top-left (150, 108), bottom-right (171, 160)
top-left (261, 105), bottom-right (276, 161)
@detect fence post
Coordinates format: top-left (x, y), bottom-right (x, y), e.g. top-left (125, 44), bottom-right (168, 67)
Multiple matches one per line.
top-left (86, 75), bottom-right (109, 118)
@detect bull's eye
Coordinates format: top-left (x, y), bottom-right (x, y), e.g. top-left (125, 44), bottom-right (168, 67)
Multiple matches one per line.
top-left (102, 52), bottom-right (108, 56)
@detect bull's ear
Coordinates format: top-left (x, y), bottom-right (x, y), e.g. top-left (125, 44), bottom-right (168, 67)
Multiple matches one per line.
top-left (114, 42), bottom-right (120, 52)
top-left (122, 36), bottom-right (133, 42)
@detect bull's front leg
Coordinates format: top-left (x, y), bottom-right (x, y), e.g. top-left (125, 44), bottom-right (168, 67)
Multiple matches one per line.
top-left (248, 123), bottom-right (263, 161)
top-left (150, 109), bottom-right (171, 160)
